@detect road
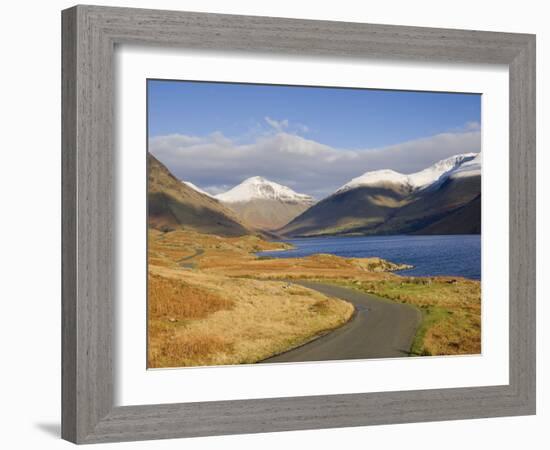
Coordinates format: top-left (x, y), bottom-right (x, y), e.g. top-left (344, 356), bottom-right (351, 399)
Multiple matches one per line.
top-left (261, 281), bottom-right (422, 363)
top-left (177, 248), bottom-right (205, 268)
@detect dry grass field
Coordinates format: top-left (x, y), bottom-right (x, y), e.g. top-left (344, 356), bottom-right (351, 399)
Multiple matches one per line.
top-left (148, 230), bottom-right (354, 367)
top-left (331, 277), bottom-right (481, 356)
top-left (148, 228), bottom-right (481, 366)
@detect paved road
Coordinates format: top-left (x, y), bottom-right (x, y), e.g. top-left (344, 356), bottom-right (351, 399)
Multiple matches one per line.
top-left (261, 281), bottom-right (421, 363)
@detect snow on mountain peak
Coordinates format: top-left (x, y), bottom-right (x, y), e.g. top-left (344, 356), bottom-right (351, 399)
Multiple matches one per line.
top-left (336, 153), bottom-right (480, 194)
top-left (408, 153), bottom-right (478, 188)
top-left (338, 169), bottom-right (410, 193)
top-left (449, 153), bottom-right (481, 179)
top-left (215, 177), bottom-right (315, 204)
top-left (182, 181), bottom-right (214, 198)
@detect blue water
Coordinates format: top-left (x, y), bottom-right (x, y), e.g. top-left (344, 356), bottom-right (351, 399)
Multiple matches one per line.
top-left (258, 235), bottom-right (481, 280)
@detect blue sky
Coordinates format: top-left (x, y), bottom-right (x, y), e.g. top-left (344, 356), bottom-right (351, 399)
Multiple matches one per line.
top-left (148, 80), bottom-right (480, 149)
top-left (148, 79), bottom-right (481, 198)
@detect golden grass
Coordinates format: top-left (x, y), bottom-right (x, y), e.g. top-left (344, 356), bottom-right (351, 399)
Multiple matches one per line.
top-left (330, 277), bottom-right (481, 356)
top-left (147, 253), bottom-right (354, 367)
top-left (148, 228), bottom-right (481, 365)
top-left (147, 229), bottom-right (405, 278)
top-left (149, 272), bottom-right (234, 320)
top-left (148, 321), bottom-right (235, 368)
top-left (147, 270), bottom-right (237, 367)
top-left (202, 252), bottom-right (410, 280)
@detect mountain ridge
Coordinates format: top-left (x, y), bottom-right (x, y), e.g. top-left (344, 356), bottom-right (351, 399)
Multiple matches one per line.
top-left (214, 176), bottom-right (315, 230)
top-left (336, 153), bottom-right (479, 194)
top-left (182, 180), bottom-right (214, 198)
top-left (215, 176), bottom-right (315, 204)
top-left (279, 153), bottom-right (481, 237)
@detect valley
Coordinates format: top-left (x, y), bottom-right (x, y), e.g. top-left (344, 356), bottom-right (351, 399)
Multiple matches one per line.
top-left (178, 152), bottom-right (482, 237)
top-left (147, 152), bottom-right (481, 367)
top-left (148, 228), bottom-right (481, 367)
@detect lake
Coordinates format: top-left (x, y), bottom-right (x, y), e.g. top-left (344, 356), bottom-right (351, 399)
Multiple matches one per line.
top-left (258, 235), bottom-right (481, 280)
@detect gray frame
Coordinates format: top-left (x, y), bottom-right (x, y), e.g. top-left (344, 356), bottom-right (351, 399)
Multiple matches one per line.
top-left (62, 4), bottom-right (536, 444)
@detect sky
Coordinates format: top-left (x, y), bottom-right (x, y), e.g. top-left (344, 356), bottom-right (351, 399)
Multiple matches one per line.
top-left (148, 79), bottom-right (481, 199)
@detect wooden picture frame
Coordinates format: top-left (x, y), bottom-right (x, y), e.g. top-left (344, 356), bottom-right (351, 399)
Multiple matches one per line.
top-left (61, 5), bottom-right (536, 444)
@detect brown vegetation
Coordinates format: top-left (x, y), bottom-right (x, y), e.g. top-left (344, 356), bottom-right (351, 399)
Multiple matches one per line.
top-left (330, 277), bottom-right (481, 356)
top-left (147, 231), bottom-right (354, 367)
top-left (148, 272), bottom-right (234, 320)
top-left (148, 227), bottom-right (481, 366)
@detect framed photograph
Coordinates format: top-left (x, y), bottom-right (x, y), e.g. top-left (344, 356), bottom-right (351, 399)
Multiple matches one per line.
top-left (62, 5), bottom-right (536, 444)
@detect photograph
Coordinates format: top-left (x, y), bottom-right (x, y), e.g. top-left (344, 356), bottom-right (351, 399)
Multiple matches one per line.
top-left (146, 80), bottom-right (482, 368)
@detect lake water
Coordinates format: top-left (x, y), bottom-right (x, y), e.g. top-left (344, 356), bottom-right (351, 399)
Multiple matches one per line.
top-left (258, 235), bottom-right (481, 280)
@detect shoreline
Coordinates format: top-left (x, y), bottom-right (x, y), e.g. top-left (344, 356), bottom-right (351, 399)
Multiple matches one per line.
top-left (148, 228), bottom-right (481, 365)
top-left (257, 233), bottom-right (481, 281)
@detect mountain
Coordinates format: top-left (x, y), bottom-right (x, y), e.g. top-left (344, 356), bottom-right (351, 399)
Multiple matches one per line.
top-left (215, 176), bottom-right (316, 230)
top-left (415, 194), bottom-right (481, 234)
top-left (147, 154), bottom-right (249, 236)
top-left (279, 153), bottom-right (481, 237)
top-left (336, 153), bottom-right (479, 193)
top-left (182, 180), bottom-right (214, 198)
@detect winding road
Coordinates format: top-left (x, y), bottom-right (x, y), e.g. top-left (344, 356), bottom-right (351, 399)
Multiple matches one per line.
top-left (177, 248), bottom-right (205, 268)
top-left (261, 281), bottom-right (422, 363)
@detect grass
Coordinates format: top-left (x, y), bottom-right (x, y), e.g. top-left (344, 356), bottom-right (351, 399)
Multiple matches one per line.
top-left (148, 272), bottom-right (234, 320)
top-left (147, 237), bottom-right (355, 367)
top-left (410, 306), bottom-right (451, 356)
top-left (202, 252), bottom-right (411, 280)
top-left (148, 228), bottom-right (481, 366)
top-left (330, 277), bottom-right (481, 356)
top-left (147, 271), bottom-right (236, 367)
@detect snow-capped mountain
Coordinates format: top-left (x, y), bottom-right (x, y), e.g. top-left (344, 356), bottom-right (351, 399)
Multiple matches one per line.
top-left (215, 177), bottom-right (315, 231)
top-left (337, 169), bottom-right (410, 192)
top-left (449, 153), bottom-right (481, 179)
top-left (215, 176), bottom-right (315, 204)
top-left (182, 181), bottom-right (215, 198)
top-left (280, 153), bottom-right (481, 237)
top-left (336, 153), bottom-right (479, 194)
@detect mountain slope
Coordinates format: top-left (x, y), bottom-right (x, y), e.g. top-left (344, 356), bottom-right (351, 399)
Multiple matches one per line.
top-left (414, 194), bottom-right (481, 235)
top-left (216, 177), bottom-right (315, 230)
top-left (279, 153), bottom-right (481, 237)
top-left (182, 180), bottom-right (214, 198)
top-left (148, 154), bottom-right (249, 236)
top-left (279, 183), bottom-right (412, 236)
top-left (336, 153), bottom-right (478, 193)
top-left (378, 174), bottom-right (481, 235)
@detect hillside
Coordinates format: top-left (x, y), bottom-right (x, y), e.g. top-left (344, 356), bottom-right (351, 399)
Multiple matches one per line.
top-left (147, 153), bottom-right (249, 236)
top-left (279, 153), bottom-right (481, 237)
top-left (414, 194), bottom-right (481, 235)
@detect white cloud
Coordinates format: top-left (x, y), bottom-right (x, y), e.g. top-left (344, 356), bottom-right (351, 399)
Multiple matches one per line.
top-left (150, 129), bottom-right (481, 199)
top-left (264, 117), bottom-right (310, 136)
top-left (297, 124), bottom-right (310, 133)
top-left (264, 116), bottom-right (289, 132)
top-left (465, 121), bottom-right (481, 131)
